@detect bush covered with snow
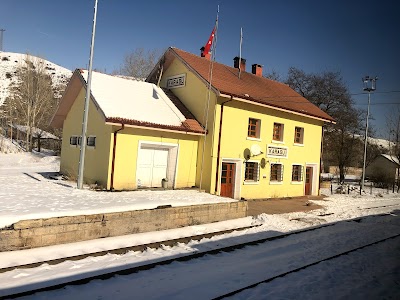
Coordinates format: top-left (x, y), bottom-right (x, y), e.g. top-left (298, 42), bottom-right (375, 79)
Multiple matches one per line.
top-left (0, 134), bottom-right (22, 154)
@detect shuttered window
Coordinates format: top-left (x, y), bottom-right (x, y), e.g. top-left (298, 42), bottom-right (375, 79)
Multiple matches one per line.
top-left (270, 164), bottom-right (284, 182)
top-left (87, 136), bottom-right (96, 147)
top-left (292, 165), bottom-right (303, 181)
top-left (245, 162), bottom-right (259, 181)
top-left (248, 118), bottom-right (261, 138)
top-left (294, 127), bottom-right (304, 144)
top-left (69, 136), bottom-right (78, 146)
top-left (273, 123), bottom-right (284, 141)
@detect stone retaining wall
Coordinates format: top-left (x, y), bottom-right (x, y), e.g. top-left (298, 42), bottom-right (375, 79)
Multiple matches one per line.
top-left (0, 201), bottom-right (247, 252)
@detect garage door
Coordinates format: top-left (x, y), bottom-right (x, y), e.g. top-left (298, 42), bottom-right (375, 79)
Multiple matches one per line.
top-left (137, 147), bottom-right (168, 188)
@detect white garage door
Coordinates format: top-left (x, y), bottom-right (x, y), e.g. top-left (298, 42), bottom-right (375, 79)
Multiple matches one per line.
top-left (137, 147), bottom-right (168, 188)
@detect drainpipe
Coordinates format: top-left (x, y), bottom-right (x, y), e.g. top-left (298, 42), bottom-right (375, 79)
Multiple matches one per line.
top-left (110, 123), bottom-right (124, 190)
top-left (215, 96), bottom-right (233, 193)
top-left (319, 124), bottom-right (326, 195)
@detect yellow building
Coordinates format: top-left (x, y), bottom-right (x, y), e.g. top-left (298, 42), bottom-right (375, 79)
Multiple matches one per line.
top-left (52, 48), bottom-right (334, 199)
top-left (147, 47), bottom-right (335, 199)
top-left (51, 69), bottom-right (204, 190)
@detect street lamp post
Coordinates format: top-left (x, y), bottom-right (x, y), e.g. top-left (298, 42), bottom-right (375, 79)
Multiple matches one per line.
top-left (361, 76), bottom-right (377, 191)
top-left (77, 0), bottom-right (99, 189)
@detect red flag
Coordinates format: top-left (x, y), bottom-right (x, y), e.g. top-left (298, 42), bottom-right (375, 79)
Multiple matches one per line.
top-left (202, 27), bottom-right (215, 56)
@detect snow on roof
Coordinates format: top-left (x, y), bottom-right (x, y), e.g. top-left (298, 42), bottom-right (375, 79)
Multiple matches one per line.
top-left (81, 70), bottom-right (186, 127)
top-left (381, 154), bottom-right (400, 165)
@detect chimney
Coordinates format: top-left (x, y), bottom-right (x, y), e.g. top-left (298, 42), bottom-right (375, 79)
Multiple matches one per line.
top-left (252, 64), bottom-right (263, 77)
top-left (200, 46), bottom-right (211, 60)
top-left (233, 56), bottom-right (246, 72)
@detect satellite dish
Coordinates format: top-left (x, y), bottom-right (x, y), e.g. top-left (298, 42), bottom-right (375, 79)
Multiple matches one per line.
top-left (250, 144), bottom-right (262, 156)
top-left (243, 148), bottom-right (251, 160)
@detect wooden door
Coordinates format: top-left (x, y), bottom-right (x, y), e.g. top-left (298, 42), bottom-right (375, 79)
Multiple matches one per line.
top-left (305, 167), bottom-right (313, 195)
top-left (220, 163), bottom-right (235, 198)
top-left (137, 147), bottom-right (168, 187)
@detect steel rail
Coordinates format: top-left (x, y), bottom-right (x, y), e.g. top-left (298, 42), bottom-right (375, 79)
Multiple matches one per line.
top-left (0, 224), bottom-right (262, 274)
top-left (213, 233), bottom-right (400, 299)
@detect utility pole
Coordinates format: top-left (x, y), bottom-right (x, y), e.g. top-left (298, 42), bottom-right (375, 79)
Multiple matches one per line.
top-left (0, 29), bottom-right (5, 52)
top-left (77, 0), bottom-right (99, 189)
top-left (361, 76), bottom-right (378, 191)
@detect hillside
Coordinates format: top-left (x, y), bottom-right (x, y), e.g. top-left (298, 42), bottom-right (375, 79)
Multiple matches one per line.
top-left (0, 52), bottom-right (72, 106)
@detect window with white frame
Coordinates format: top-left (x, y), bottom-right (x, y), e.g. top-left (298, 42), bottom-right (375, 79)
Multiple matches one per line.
top-left (273, 123), bottom-right (284, 142)
top-left (248, 118), bottom-right (261, 139)
top-left (270, 163), bottom-right (284, 182)
top-left (244, 161), bottom-right (259, 182)
top-left (292, 165), bottom-right (303, 181)
top-left (294, 127), bottom-right (304, 144)
top-left (87, 136), bottom-right (96, 147)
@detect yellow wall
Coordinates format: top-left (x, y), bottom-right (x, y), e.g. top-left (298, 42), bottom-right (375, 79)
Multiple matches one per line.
top-left (219, 100), bottom-right (323, 198)
top-left (160, 55), bottom-right (324, 198)
top-left (160, 58), bottom-right (219, 193)
top-left (60, 87), bottom-right (199, 190)
top-left (60, 88), bottom-right (112, 187)
top-left (110, 126), bottom-right (199, 190)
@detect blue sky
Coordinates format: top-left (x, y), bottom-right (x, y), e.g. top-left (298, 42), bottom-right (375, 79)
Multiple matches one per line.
top-left (1, 0), bottom-right (399, 137)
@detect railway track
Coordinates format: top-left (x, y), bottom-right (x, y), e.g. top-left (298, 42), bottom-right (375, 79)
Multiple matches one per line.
top-left (212, 233), bottom-right (400, 299)
top-left (1, 213), bottom-right (398, 299)
top-left (0, 224), bottom-right (262, 274)
top-left (360, 203), bottom-right (400, 210)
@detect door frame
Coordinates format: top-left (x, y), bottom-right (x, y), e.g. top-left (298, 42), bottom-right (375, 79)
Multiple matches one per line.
top-left (136, 141), bottom-right (179, 189)
top-left (219, 158), bottom-right (242, 199)
top-left (305, 163), bottom-right (318, 196)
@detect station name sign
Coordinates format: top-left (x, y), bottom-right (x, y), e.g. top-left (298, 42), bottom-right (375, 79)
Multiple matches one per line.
top-left (166, 74), bottom-right (186, 89)
top-left (267, 145), bottom-right (288, 158)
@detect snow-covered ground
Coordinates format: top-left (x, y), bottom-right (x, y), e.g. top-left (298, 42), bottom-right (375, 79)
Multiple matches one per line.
top-left (0, 152), bottom-right (399, 299)
top-left (0, 153), bottom-right (235, 229)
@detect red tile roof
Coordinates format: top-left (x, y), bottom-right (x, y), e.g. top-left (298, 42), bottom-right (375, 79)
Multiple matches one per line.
top-left (170, 48), bottom-right (335, 123)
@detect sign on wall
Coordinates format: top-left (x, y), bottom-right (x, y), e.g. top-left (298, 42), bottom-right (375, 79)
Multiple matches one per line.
top-left (166, 74), bottom-right (186, 89)
top-left (267, 145), bottom-right (288, 158)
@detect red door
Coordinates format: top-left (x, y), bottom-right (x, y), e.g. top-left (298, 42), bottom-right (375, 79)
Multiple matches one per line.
top-left (305, 167), bottom-right (313, 195)
top-left (220, 163), bottom-right (235, 198)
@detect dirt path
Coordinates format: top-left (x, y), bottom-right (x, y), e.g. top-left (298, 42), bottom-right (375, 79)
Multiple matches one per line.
top-left (247, 196), bottom-right (324, 216)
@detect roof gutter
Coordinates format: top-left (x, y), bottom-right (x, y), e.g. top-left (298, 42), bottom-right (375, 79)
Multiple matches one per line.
top-left (220, 93), bottom-right (336, 124)
top-left (215, 96), bottom-right (234, 193)
top-left (105, 122), bottom-right (204, 136)
top-left (110, 123), bottom-right (124, 191)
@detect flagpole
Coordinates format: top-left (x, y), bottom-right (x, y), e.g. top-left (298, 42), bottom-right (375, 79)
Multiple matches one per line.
top-left (199, 6), bottom-right (219, 192)
top-left (77, 0), bottom-right (98, 189)
top-left (239, 27), bottom-right (243, 79)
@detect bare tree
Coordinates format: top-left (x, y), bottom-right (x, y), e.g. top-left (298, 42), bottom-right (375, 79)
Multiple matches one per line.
top-left (287, 67), bottom-right (363, 182)
top-left (5, 54), bottom-right (57, 151)
top-left (117, 48), bottom-right (162, 80)
top-left (263, 69), bottom-right (282, 82)
top-left (386, 107), bottom-right (400, 191)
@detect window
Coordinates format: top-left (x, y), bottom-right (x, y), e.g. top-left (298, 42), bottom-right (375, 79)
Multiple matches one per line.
top-left (294, 127), bottom-right (304, 144)
top-left (248, 118), bottom-right (261, 138)
top-left (77, 136), bottom-right (82, 146)
top-left (87, 136), bottom-right (96, 147)
top-left (69, 136), bottom-right (78, 146)
top-left (270, 163), bottom-right (283, 181)
top-left (273, 123), bottom-right (284, 141)
top-left (292, 165), bottom-right (303, 181)
top-left (245, 161), bottom-right (259, 181)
